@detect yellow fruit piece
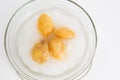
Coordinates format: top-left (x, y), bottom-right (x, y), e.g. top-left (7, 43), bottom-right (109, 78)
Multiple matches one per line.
top-left (32, 39), bottom-right (50, 64)
top-left (38, 14), bottom-right (54, 36)
top-left (54, 27), bottom-right (75, 39)
top-left (48, 36), bottom-right (66, 60)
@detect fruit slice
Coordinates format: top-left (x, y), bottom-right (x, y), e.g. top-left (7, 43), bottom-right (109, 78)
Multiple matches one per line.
top-left (48, 36), bottom-right (66, 60)
top-left (32, 39), bottom-right (50, 64)
top-left (54, 27), bottom-right (75, 39)
top-left (38, 14), bottom-right (54, 36)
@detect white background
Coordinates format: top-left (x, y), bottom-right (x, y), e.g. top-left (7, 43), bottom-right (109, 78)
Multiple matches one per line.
top-left (0, 0), bottom-right (120, 80)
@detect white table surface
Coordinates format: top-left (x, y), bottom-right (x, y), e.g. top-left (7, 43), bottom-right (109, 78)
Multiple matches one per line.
top-left (0, 0), bottom-right (120, 80)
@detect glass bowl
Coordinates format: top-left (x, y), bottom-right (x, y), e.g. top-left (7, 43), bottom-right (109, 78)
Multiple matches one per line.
top-left (4, 0), bottom-right (97, 80)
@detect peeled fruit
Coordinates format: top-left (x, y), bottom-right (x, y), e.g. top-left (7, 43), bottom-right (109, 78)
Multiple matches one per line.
top-left (32, 39), bottom-right (50, 64)
top-left (48, 36), bottom-right (66, 60)
top-left (54, 27), bottom-right (75, 39)
top-left (32, 14), bottom-right (76, 63)
top-left (38, 14), bottom-right (54, 36)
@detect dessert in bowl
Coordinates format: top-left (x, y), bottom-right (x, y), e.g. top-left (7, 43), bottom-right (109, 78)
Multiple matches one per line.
top-left (4, 0), bottom-right (97, 80)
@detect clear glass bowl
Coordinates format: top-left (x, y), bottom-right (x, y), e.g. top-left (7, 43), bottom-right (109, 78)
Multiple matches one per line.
top-left (4, 0), bottom-right (97, 80)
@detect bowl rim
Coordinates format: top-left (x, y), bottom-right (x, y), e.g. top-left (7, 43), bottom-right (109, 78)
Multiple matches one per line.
top-left (4, 0), bottom-right (97, 79)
